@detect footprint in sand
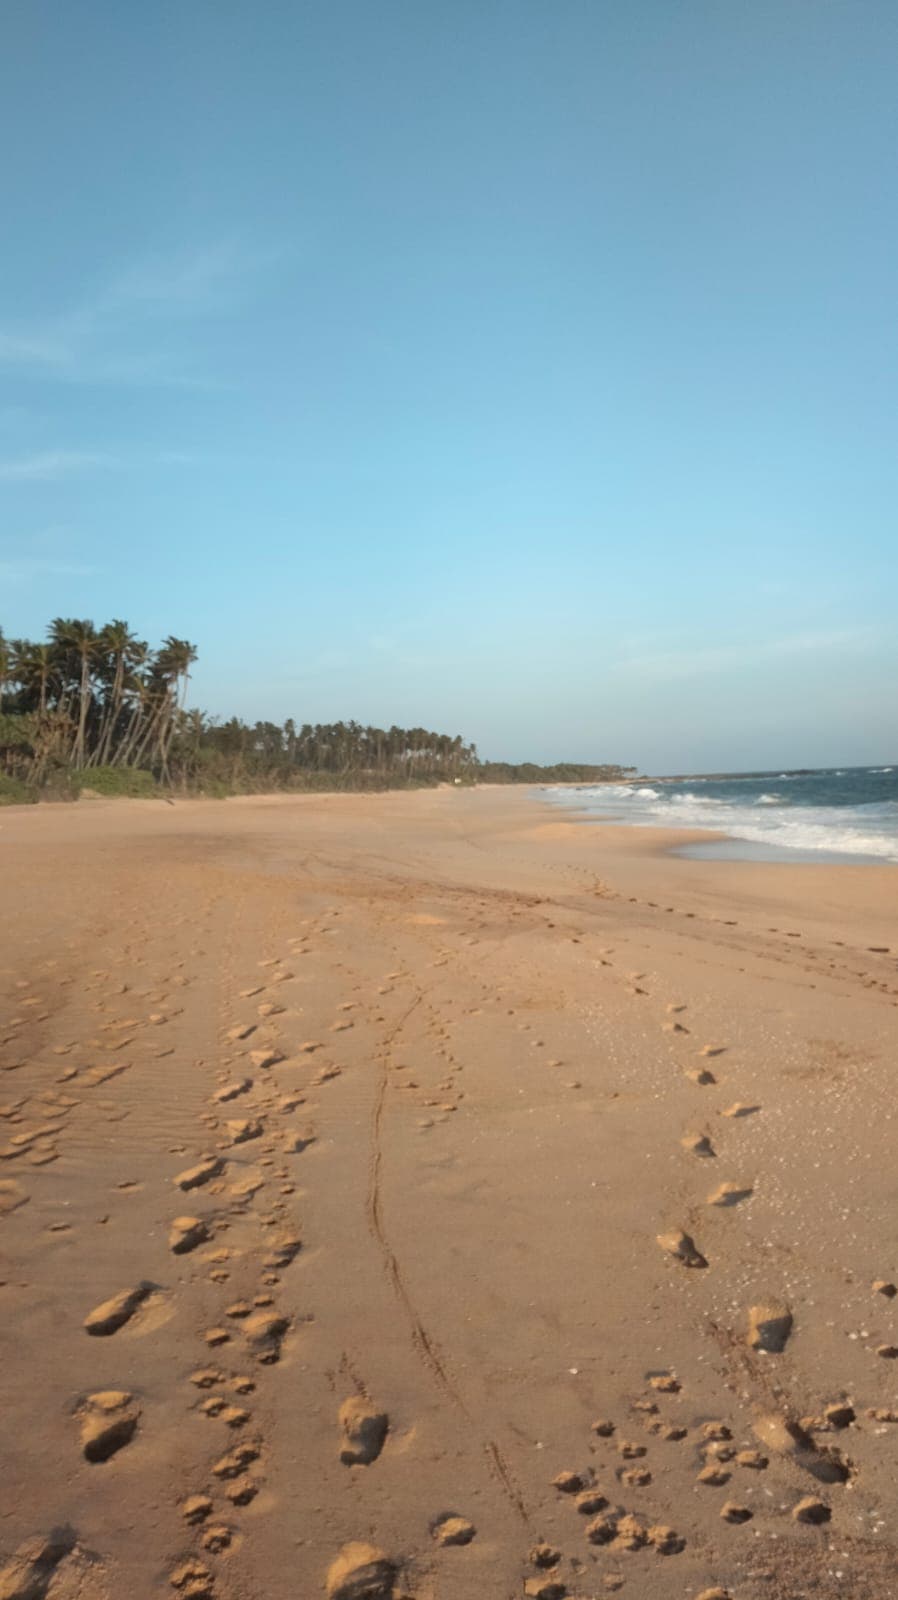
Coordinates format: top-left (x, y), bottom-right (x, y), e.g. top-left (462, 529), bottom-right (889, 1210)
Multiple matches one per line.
top-left (649, 1373), bottom-right (681, 1393)
top-left (230, 1173), bottom-right (265, 1200)
top-left (657, 1229), bottom-right (707, 1268)
top-left (202, 1527), bottom-right (234, 1554)
top-left (169, 1216), bottom-right (209, 1254)
top-left (0, 1533), bottom-right (78, 1599)
top-left (747, 1303), bottom-right (793, 1352)
top-left (175, 1156), bottom-right (224, 1190)
top-left (553, 1470), bottom-right (584, 1493)
top-left (326, 1545), bottom-right (396, 1600)
top-left (0, 1177), bottom-right (29, 1213)
top-left (574, 1488), bottom-right (607, 1515)
top-left (720, 1502), bottom-right (753, 1524)
top-left (226, 1024), bottom-right (256, 1043)
top-left (214, 1078), bottom-right (252, 1104)
top-left (169, 1561), bottom-right (214, 1597)
top-left (243, 1311), bottom-right (289, 1363)
top-left (84, 1283), bottom-right (154, 1336)
top-left (227, 1118), bottom-right (264, 1145)
top-left (182, 1494), bottom-right (213, 1524)
top-left (685, 1067), bottom-right (716, 1086)
top-left (620, 1465), bottom-right (652, 1487)
top-left (431, 1514), bottom-right (476, 1546)
top-left (29, 1146), bottom-right (59, 1167)
top-left (212, 1442), bottom-right (260, 1481)
top-left (707, 1182), bottom-right (754, 1207)
top-left (681, 1132), bottom-right (715, 1157)
top-left (528, 1544), bottom-right (561, 1571)
top-left (281, 1127), bottom-right (316, 1154)
top-left (79, 1390), bottom-right (140, 1461)
top-left (246, 1048), bottom-right (281, 1070)
top-left (793, 1497), bottom-right (831, 1524)
top-left (263, 1233), bottom-right (302, 1271)
top-left (339, 1396), bottom-right (388, 1464)
top-left (524, 1577), bottom-right (566, 1599)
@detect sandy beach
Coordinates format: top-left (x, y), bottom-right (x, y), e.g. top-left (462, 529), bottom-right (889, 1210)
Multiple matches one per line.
top-left (2, 784), bottom-right (896, 1600)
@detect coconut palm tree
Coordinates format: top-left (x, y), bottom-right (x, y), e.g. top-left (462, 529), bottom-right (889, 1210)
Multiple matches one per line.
top-left (94, 621), bottom-right (147, 765)
top-left (143, 637), bottom-right (197, 777)
top-left (49, 618), bottom-right (98, 765)
top-left (0, 631), bottom-right (6, 712)
top-left (8, 640), bottom-right (57, 716)
top-left (159, 637), bottom-right (198, 712)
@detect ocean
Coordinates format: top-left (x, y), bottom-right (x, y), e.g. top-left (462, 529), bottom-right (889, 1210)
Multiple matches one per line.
top-left (543, 766), bottom-right (898, 864)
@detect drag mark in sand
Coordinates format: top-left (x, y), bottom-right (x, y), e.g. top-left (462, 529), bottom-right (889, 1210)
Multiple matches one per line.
top-left (365, 980), bottom-right (530, 1525)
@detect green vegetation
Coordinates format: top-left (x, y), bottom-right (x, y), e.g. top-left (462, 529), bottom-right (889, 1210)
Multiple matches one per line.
top-left (478, 761), bottom-right (636, 784)
top-left (0, 773), bottom-right (35, 806)
top-left (0, 620), bottom-right (632, 802)
top-left (70, 766), bottom-right (158, 798)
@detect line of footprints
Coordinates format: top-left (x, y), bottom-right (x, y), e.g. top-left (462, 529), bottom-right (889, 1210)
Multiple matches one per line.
top-left (64, 924), bottom-right (481, 1600)
top-left (10, 921), bottom-right (898, 1600)
top-left (527, 947), bottom-right (898, 1599)
top-left (71, 935), bottom-right (339, 1600)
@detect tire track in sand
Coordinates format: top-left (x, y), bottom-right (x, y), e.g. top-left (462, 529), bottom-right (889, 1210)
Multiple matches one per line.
top-left (365, 977), bottom-right (530, 1525)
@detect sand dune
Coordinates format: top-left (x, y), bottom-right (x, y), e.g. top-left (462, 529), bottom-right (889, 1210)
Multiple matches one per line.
top-left (1, 786), bottom-right (896, 1600)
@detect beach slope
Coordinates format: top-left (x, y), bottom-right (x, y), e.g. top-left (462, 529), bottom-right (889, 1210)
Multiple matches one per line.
top-left (1, 786), bottom-right (896, 1600)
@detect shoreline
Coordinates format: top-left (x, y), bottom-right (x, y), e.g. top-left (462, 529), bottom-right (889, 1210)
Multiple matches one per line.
top-left (549, 800), bottom-right (896, 868)
top-left (2, 781), bottom-right (895, 941)
top-left (532, 784), bottom-right (898, 870)
top-left (4, 773), bottom-right (896, 870)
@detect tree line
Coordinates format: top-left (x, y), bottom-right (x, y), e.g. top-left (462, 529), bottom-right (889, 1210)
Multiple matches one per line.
top-left (0, 619), bottom-right (632, 801)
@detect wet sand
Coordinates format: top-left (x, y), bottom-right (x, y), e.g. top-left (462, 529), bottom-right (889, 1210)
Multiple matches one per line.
top-left (1, 785), bottom-right (896, 1600)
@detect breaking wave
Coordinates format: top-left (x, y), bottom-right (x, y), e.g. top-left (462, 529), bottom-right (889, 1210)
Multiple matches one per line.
top-left (543, 768), bottom-right (898, 862)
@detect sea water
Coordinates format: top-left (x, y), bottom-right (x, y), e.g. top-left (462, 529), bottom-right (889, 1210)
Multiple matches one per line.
top-left (543, 766), bottom-right (898, 864)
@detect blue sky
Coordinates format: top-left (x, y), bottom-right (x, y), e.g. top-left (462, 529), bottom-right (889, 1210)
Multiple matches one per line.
top-left (2, 2), bottom-right (896, 771)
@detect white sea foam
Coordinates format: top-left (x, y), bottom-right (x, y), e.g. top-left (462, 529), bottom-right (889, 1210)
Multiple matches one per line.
top-left (545, 778), bottom-right (898, 861)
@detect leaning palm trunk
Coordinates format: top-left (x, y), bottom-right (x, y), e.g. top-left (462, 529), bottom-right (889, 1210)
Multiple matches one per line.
top-left (73, 654), bottom-right (90, 766)
top-left (113, 685), bottom-right (153, 767)
top-left (130, 697), bottom-right (167, 770)
top-left (110, 703), bottom-right (141, 766)
top-left (94, 655), bottom-right (124, 766)
top-left (157, 689), bottom-right (180, 783)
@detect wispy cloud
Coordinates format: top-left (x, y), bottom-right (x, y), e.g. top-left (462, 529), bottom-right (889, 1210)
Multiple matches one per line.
top-left (0, 556), bottom-right (98, 585)
top-left (0, 332), bottom-right (67, 367)
top-left (109, 241), bottom-right (276, 313)
top-left (0, 238), bottom-right (274, 389)
top-left (0, 450), bottom-right (114, 483)
top-left (611, 628), bottom-right (883, 682)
